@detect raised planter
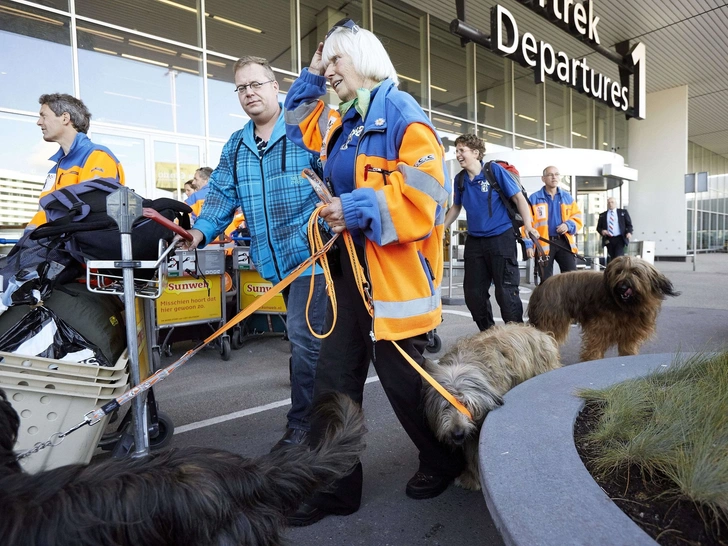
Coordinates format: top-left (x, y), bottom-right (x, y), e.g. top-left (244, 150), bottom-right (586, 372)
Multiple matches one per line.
top-left (479, 354), bottom-right (678, 546)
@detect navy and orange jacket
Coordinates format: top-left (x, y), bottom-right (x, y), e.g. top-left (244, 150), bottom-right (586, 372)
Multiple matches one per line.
top-left (185, 184), bottom-right (209, 223)
top-left (30, 133), bottom-right (125, 229)
top-left (523, 187), bottom-right (583, 255)
top-left (285, 69), bottom-right (449, 341)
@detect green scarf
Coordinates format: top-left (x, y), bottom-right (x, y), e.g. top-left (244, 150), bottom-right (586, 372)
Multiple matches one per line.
top-left (338, 82), bottom-right (381, 120)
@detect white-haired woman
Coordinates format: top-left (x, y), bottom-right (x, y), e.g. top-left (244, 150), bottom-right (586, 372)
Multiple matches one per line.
top-left (285, 19), bottom-right (465, 526)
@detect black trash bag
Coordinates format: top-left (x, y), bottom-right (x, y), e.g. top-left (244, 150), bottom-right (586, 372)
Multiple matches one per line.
top-left (0, 306), bottom-right (112, 366)
top-left (0, 230), bottom-right (80, 293)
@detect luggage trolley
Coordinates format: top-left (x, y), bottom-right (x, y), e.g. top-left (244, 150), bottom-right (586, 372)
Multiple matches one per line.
top-left (149, 246), bottom-right (232, 361)
top-left (229, 244), bottom-right (288, 349)
top-left (85, 188), bottom-right (178, 457)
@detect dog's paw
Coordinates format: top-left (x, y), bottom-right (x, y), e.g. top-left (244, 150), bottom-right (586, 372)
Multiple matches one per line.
top-left (454, 474), bottom-right (482, 491)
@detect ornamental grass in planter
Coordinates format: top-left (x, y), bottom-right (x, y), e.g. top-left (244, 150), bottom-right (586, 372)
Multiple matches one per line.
top-left (576, 352), bottom-right (728, 545)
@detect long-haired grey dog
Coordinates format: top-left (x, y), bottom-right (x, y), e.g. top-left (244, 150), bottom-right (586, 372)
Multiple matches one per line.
top-left (0, 390), bottom-right (365, 546)
top-left (424, 323), bottom-right (561, 490)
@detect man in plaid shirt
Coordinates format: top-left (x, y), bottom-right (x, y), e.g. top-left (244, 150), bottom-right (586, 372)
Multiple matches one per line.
top-left (183, 56), bottom-right (327, 451)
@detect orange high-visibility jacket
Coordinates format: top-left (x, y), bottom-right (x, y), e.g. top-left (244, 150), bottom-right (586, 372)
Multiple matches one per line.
top-left (285, 70), bottom-right (449, 341)
top-left (30, 133), bottom-right (125, 229)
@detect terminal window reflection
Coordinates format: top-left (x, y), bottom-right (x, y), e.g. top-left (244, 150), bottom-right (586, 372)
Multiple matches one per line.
top-left (374, 1), bottom-right (426, 107)
top-left (545, 79), bottom-right (568, 147)
top-left (476, 49), bottom-right (510, 133)
top-left (572, 92), bottom-right (593, 149)
top-left (300, 0), bottom-right (362, 76)
top-left (0, 113), bottom-right (57, 176)
top-left (76, 23), bottom-right (204, 134)
top-left (206, 0), bottom-right (293, 72)
top-left (0, 2), bottom-right (73, 112)
top-left (430, 21), bottom-right (469, 120)
top-left (514, 64), bottom-right (544, 141)
top-left (75, 0), bottom-right (200, 47)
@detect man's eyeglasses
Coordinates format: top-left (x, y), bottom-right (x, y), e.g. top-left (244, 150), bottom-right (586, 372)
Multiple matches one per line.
top-left (544, 173), bottom-right (561, 177)
top-left (234, 80), bottom-right (275, 94)
top-left (325, 18), bottom-right (360, 40)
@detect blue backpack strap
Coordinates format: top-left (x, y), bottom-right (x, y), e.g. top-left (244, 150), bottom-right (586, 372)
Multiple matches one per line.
top-left (39, 178), bottom-right (122, 223)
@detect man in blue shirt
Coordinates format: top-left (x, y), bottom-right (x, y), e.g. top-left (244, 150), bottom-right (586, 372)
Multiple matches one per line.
top-left (443, 134), bottom-right (538, 331)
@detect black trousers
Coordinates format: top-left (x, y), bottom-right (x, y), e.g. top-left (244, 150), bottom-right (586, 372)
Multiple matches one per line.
top-left (463, 230), bottom-right (523, 331)
top-left (605, 235), bottom-right (626, 262)
top-left (542, 235), bottom-right (577, 281)
top-left (308, 243), bottom-right (465, 513)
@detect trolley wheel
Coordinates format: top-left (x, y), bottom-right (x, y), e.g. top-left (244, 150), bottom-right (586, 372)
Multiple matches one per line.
top-left (230, 325), bottom-right (243, 350)
top-left (425, 333), bottom-right (442, 353)
top-left (152, 347), bottom-right (162, 372)
top-left (163, 344), bottom-right (173, 357)
top-left (221, 337), bottom-right (232, 361)
top-left (149, 411), bottom-right (174, 450)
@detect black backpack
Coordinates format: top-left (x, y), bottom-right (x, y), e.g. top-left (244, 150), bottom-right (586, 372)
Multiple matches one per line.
top-left (0, 179), bottom-right (191, 293)
top-left (30, 178), bottom-right (191, 263)
top-left (455, 160), bottom-right (532, 236)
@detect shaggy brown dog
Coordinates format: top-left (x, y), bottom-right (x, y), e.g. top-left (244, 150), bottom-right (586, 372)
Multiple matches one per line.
top-left (0, 389), bottom-right (365, 546)
top-left (423, 323), bottom-right (561, 490)
top-left (527, 256), bottom-right (679, 361)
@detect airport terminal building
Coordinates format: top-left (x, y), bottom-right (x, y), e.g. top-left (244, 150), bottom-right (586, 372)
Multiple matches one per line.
top-left (1, 0), bottom-right (727, 259)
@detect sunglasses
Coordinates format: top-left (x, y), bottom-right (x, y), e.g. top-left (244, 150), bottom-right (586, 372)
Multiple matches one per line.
top-left (325, 18), bottom-right (360, 40)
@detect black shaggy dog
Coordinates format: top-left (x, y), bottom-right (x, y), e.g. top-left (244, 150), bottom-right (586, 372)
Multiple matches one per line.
top-left (0, 389), bottom-right (365, 546)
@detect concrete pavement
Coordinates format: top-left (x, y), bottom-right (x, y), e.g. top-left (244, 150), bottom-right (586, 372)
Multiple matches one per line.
top-left (128, 254), bottom-right (727, 545)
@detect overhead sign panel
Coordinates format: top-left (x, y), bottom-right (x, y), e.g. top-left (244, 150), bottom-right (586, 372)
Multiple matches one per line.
top-left (452, 0), bottom-right (646, 119)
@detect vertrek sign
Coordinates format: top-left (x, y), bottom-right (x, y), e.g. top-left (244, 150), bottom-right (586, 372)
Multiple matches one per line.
top-left (452, 0), bottom-right (646, 119)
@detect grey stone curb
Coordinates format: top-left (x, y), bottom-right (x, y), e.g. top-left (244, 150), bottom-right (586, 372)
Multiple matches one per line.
top-left (479, 353), bottom-right (684, 546)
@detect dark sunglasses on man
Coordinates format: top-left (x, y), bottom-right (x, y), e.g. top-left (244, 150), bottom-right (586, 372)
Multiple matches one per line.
top-left (325, 18), bottom-right (360, 40)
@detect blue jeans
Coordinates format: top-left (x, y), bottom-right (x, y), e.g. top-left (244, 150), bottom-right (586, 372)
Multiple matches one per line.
top-left (282, 273), bottom-right (327, 431)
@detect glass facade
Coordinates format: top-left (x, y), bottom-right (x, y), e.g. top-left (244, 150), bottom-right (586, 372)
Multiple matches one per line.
top-left (3, 0), bottom-right (717, 243)
top-left (686, 144), bottom-right (728, 252)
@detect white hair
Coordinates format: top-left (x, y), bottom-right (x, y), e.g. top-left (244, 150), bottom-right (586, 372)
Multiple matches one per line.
top-left (322, 26), bottom-right (399, 85)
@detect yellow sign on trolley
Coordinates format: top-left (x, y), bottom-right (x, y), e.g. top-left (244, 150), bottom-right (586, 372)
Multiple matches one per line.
top-left (239, 270), bottom-right (287, 313)
top-left (155, 275), bottom-right (222, 326)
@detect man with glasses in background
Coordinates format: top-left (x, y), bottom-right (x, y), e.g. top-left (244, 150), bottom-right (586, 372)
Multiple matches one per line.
top-left (525, 166), bottom-right (583, 280)
top-left (178, 56), bottom-right (327, 452)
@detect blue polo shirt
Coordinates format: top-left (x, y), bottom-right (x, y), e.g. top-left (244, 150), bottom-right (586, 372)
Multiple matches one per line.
top-left (454, 166), bottom-right (519, 237)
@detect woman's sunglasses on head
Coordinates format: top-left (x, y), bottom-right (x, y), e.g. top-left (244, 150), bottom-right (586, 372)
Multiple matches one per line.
top-left (326, 18), bottom-right (360, 40)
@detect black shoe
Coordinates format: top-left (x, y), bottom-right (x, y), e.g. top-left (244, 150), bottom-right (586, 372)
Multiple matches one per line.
top-left (405, 471), bottom-right (453, 500)
top-left (270, 428), bottom-right (309, 452)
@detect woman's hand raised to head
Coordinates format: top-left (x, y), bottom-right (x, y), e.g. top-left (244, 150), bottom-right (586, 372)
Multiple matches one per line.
top-left (308, 42), bottom-right (325, 76)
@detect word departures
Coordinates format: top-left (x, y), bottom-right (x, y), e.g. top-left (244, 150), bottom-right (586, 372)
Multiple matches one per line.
top-left (483, 0), bottom-right (646, 119)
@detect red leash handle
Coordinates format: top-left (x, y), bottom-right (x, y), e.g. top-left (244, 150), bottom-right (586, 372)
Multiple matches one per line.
top-left (142, 208), bottom-right (193, 241)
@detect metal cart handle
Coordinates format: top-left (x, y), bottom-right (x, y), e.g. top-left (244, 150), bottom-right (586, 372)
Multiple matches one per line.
top-left (142, 208), bottom-right (194, 241)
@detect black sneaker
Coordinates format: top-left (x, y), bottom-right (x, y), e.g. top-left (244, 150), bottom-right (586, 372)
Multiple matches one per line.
top-left (405, 471), bottom-right (453, 500)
